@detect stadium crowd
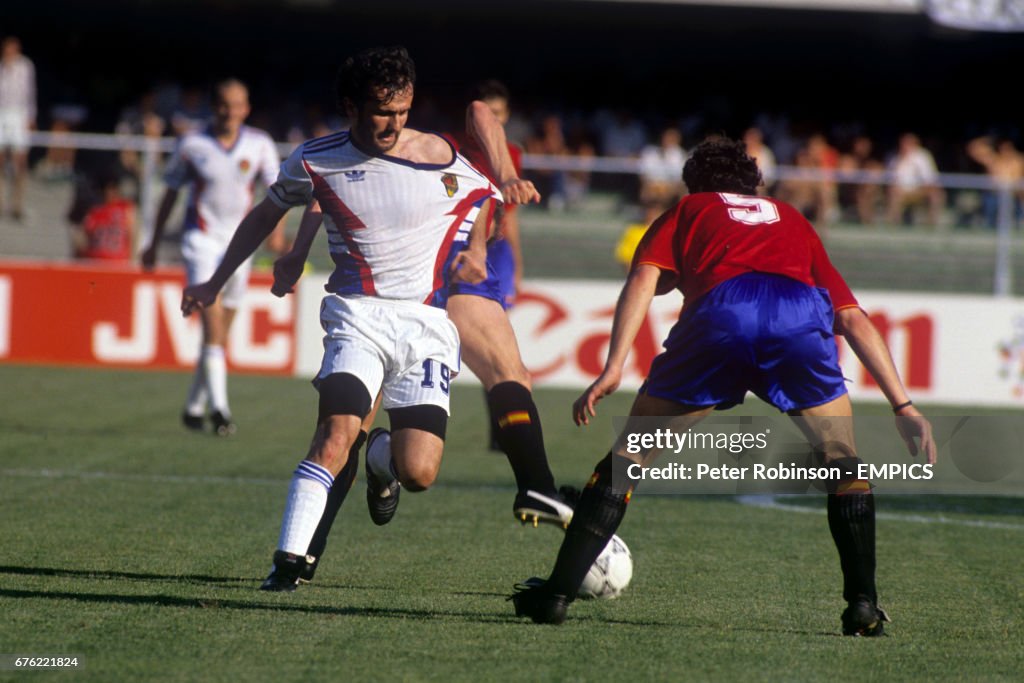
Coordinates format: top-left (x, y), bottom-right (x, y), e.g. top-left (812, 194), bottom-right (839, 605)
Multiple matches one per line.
top-left (4, 30), bottom-right (1022, 257)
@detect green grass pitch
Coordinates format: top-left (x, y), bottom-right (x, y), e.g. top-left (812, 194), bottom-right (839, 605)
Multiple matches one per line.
top-left (0, 365), bottom-right (1021, 682)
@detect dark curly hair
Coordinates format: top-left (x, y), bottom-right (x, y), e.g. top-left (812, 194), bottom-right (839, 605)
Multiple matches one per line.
top-left (682, 136), bottom-right (763, 195)
top-left (335, 46), bottom-right (416, 110)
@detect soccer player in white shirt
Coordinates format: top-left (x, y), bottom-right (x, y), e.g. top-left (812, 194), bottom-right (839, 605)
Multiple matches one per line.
top-left (142, 79), bottom-right (283, 435)
top-left (267, 99), bottom-right (577, 587)
top-left (181, 46), bottom-right (498, 591)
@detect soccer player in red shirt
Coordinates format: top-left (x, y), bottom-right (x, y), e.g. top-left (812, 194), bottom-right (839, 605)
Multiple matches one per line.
top-left (511, 137), bottom-right (936, 635)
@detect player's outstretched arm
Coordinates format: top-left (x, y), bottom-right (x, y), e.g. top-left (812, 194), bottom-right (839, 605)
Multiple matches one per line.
top-left (466, 100), bottom-right (540, 206)
top-left (573, 264), bottom-right (660, 426)
top-left (182, 197), bottom-right (288, 315)
top-left (835, 307), bottom-right (937, 463)
top-left (140, 188), bottom-right (179, 270)
top-left (272, 200), bottom-right (323, 297)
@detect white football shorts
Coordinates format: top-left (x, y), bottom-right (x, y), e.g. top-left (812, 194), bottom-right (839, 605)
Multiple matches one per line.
top-left (0, 108), bottom-right (30, 151)
top-left (181, 229), bottom-right (252, 310)
top-left (316, 295), bottom-right (461, 413)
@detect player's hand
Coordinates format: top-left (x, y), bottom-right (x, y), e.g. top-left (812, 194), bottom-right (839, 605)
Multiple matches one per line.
top-left (573, 368), bottom-right (622, 426)
top-left (500, 178), bottom-right (541, 206)
top-left (450, 249), bottom-right (487, 285)
top-left (140, 245), bottom-right (157, 271)
top-left (271, 250), bottom-right (304, 297)
top-left (181, 282), bottom-right (218, 317)
top-left (894, 406), bottom-right (936, 464)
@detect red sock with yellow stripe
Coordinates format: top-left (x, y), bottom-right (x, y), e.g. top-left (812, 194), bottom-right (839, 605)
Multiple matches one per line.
top-left (487, 381), bottom-right (556, 495)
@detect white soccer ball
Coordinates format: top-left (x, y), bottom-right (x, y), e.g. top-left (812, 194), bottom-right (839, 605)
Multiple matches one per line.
top-left (578, 534), bottom-right (633, 599)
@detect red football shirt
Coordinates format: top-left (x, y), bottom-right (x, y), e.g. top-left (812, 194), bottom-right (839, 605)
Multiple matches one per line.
top-left (632, 192), bottom-right (858, 311)
top-left (79, 199), bottom-right (134, 261)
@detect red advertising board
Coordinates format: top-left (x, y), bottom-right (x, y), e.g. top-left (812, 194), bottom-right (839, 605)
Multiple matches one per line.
top-left (0, 261), bottom-right (295, 374)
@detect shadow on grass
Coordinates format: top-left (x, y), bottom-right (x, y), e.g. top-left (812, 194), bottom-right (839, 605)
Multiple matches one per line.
top-left (0, 565), bottom-right (257, 585)
top-left (0, 565), bottom-right (390, 593)
top-left (0, 586), bottom-right (665, 627)
top-left (0, 584), bottom-right (822, 633)
top-left (0, 567), bottom-right (834, 634)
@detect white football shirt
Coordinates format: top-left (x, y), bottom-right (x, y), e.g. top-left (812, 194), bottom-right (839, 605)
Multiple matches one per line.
top-left (164, 125), bottom-right (280, 243)
top-left (268, 130), bottom-right (500, 305)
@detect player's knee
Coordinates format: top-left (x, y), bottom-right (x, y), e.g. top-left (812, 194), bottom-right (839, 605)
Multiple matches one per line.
top-left (388, 404), bottom-right (447, 491)
top-left (397, 458), bottom-right (440, 492)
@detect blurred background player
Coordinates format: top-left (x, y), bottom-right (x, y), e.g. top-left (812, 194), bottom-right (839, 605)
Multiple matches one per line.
top-left (269, 87), bottom-right (579, 584)
top-left (182, 45), bottom-right (497, 592)
top-left (141, 78), bottom-right (285, 435)
top-left (456, 80), bottom-right (528, 451)
top-left (511, 137), bottom-right (936, 635)
top-left (0, 36), bottom-right (36, 222)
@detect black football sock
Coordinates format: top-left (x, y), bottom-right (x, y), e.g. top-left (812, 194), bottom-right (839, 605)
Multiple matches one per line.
top-left (827, 471), bottom-right (877, 604)
top-left (306, 430), bottom-right (367, 560)
top-left (487, 381), bottom-right (556, 495)
top-left (545, 453), bottom-right (635, 598)
top-left (485, 387), bottom-right (502, 451)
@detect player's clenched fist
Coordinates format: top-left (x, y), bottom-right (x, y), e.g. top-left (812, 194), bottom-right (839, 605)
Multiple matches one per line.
top-left (271, 251), bottom-right (304, 297)
top-left (181, 282), bottom-right (218, 316)
top-left (500, 178), bottom-right (541, 206)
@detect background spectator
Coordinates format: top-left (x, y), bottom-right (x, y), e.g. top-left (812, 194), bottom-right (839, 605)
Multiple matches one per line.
top-left (639, 125), bottom-right (686, 223)
top-left (0, 36), bottom-right (35, 221)
top-left (965, 135), bottom-right (1024, 228)
top-left (526, 113), bottom-right (571, 211)
top-left (743, 126), bottom-right (777, 196)
top-left (886, 132), bottom-right (946, 227)
top-left (67, 162), bottom-right (135, 261)
top-left (806, 132), bottom-right (839, 225)
top-left (837, 134), bottom-right (884, 225)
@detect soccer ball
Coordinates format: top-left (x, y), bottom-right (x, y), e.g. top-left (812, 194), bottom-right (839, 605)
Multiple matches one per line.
top-left (578, 534), bottom-right (633, 599)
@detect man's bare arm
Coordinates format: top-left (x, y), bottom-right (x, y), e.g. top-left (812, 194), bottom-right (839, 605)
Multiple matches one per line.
top-left (181, 197), bottom-right (288, 314)
top-left (573, 264), bottom-right (661, 425)
top-left (272, 200), bottom-right (323, 297)
top-left (140, 188), bottom-right (179, 270)
top-left (466, 100), bottom-right (540, 205)
top-left (835, 306), bottom-right (936, 462)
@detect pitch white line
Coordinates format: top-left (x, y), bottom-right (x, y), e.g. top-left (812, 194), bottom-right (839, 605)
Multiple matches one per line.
top-left (735, 494), bottom-right (1024, 531)
top-left (0, 468), bottom-right (284, 487)
top-left (0, 467), bottom-right (516, 493)
top-left (3, 468), bottom-right (1020, 531)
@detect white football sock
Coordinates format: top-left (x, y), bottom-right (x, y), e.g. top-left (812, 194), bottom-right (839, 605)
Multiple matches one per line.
top-left (203, 344), bottom-right (230, 416)
top-left (184, 359), bottom-right (208, 416)
top-left (366, 431), bottom-right (397, 484)
top-left (276, 461), bottom-right (334, 556)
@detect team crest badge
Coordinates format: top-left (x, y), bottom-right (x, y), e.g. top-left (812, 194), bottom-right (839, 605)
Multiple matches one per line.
top-left (238, 159), bottom-right (251, 173)
top-left (441, 173), bottom-right (458, 197)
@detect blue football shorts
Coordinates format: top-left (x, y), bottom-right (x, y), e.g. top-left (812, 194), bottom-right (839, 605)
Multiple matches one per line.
top-left (432, 239), bottom-right (508, 310)
top-left (641, 272), bottom-right (848, 412)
